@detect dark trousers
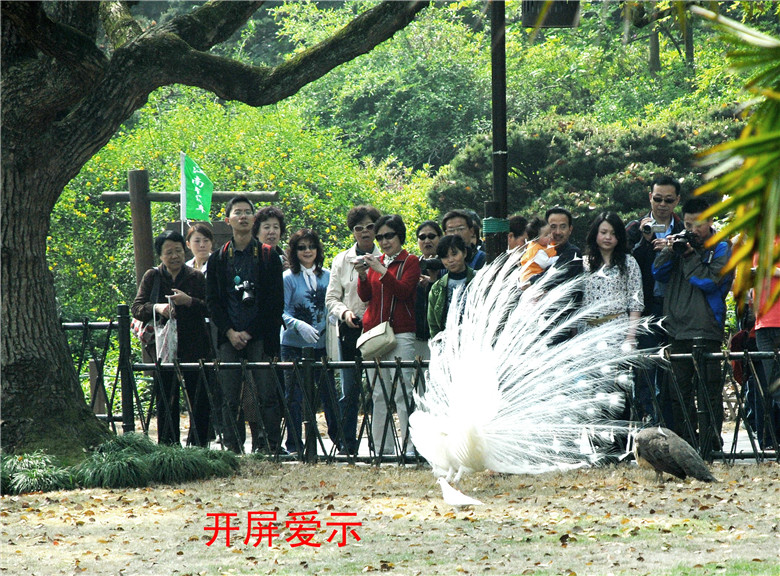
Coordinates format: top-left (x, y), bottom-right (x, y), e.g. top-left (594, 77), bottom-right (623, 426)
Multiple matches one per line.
top-left (217, 339), bottom-right (281, 453)
top-left (154, 366), bottom-right (210, 447)
top-left (635, 298), bottom-right (674, 427)
top-left (753, 327), bottom-right (780, 449)
top-left (337, 324), bottom-right (363, 453)
top-left (281, 345), bottom-right (342, 454)
top-left (668, 338), bottom-right (724, 455)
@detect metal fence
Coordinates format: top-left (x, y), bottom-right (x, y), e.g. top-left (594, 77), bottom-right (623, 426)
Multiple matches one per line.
top-left (64, 305), bottom-right (779, 465)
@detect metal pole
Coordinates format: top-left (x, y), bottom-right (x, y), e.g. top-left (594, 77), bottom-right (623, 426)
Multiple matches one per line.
top-left (488, 0), bottom-right (508, 264)
top-left (128, 169), bottom-right (155, 288)
top-left (117, 304), bottom-right (135, 434)
top-left (302, 348), bottom-right (318, 463)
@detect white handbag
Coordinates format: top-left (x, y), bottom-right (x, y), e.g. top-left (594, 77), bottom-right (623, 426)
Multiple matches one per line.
top-left (356, 258), bottom-right (405, 359)
top-left (356, 320), bottom-right (396, 359)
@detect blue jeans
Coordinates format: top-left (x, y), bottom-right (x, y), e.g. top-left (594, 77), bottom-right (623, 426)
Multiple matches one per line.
top-left (281, 345), bottom-right (342, 454)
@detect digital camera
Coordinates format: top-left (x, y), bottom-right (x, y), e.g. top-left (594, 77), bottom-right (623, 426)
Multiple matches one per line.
top-left (234, 280), bottom-right (256, 307)
top-left (669, 230), bottom-right (698, 254)
top-left (642, 220), bottom-right (667, 235)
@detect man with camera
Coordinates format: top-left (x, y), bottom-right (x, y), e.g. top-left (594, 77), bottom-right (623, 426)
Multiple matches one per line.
top-left (206, 195), bottom-right (284, 453)
top-left (626, 175), bottom-right (685, 424)
top-left (652, 197), bottom-right (733, 457)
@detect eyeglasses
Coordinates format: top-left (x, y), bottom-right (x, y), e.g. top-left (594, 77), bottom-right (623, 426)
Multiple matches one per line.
top-left (375, 232), bottom-right (397, 242)
top-left (652, 196), bottom-right (678, 205)
top-left (296, 244), bottom-right (316, 251)
top-left (445, 226), bottom-right (467, 234)
top-left (418, 233), bottom-right (438, 241)
top-left (353, 223), bottom-right (375, 233)
top-left (231, 209), bottom-right (254, 217)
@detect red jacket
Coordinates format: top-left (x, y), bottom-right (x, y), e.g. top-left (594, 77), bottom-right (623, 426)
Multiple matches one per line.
top-left (357, 250), bottom-right (420, 335)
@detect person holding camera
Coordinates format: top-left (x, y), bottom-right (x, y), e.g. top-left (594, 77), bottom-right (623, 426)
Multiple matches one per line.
top-left (325, 205), bottom-right (382, 455)
top-left (132, 230), bottom-right (212, 447)
top-left (357, 214), bottom-right (421, 457)
top-left (206, 195), bottom-right (284, 454)
top-left (652, 197), bottom-right (733, 457)
top-left (626, 175), bottom-right (685, 425)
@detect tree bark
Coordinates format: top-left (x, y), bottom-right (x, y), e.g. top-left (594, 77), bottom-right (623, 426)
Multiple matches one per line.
top-left (649, 27), bottom-right (661, 73)
top-left (1, 0), bottom-right (427, 460)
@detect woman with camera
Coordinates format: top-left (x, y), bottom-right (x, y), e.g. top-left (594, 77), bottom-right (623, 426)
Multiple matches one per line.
top-left (132, 230), bottom-right (212, 446)
top-left (356, 214), bottom-right (421, 457)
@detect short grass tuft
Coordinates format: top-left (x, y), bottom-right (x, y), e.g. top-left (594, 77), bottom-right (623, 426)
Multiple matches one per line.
top-left (145, 445), bottom-right (213, 484)
top-left (95, 432), bottom-right (157, 455)
top-left (75, 450), bottom-right (150, 488)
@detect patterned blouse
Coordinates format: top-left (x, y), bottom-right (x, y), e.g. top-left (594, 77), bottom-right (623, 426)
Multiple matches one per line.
top-left (580, 255), bottom-right (643, 333)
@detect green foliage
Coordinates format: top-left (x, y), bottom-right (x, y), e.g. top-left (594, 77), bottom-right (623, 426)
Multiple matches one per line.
top-left (74, 450), bottom-right (150, 489)
top-left (277, 2), bottom-right (492, 169)
top-left (2, 451), bottom-right (74, 494)
top-left (430, 114), bottom-right (744, 245)
top-left (2, 433), bottom-right (241, 494)
top-left (96, 432), bottom-right (157, 455)
top-left (145, 445), bottom-right (215, 484)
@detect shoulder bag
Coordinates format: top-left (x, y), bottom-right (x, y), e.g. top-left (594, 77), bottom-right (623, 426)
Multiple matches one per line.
top-left (131, 269), bottom-right (161, 345)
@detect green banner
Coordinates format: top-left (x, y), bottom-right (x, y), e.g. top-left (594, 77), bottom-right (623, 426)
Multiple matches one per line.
top-left (180, 152), bottom-right (214, 221)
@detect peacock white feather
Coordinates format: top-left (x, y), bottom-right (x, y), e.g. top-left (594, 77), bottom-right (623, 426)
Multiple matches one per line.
top-left (411, 249), bottom-right (653, 482)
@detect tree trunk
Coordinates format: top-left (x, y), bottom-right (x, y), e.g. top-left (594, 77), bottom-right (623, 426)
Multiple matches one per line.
top-left (684, 18), bottom-right (694, 67)
top-left (649, 27), bottom-right (661, 74)
top-left (1, 161), bottom-right (111, 463)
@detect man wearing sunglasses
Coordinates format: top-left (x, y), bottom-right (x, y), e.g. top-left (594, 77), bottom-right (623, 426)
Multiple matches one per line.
top-left (626, 175), bottom-right (685, 426)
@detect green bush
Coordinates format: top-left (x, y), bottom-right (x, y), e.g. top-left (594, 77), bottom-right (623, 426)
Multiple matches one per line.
top-left (1, 451), bottom-right (74, 495)
top-left (74, 450), bottom-right (150, 489)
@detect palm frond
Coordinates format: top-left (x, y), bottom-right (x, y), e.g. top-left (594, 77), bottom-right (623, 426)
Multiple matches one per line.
top-left (691, 6), bottom-right (780, 311)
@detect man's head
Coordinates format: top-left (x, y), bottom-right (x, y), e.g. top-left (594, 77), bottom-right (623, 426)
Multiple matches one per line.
top-left (224, 195), bottom-right (255, 234)
top-left (649, 175), bottom-right (681, 222)
top-left (544, 207), bottom-right (573, 247)
top-left (507, 214), bottom-right (528, 250)
top-left (437, 234), bottom-right (468, 274)
top-left (441, 210), bottom-right (474, 244)
top-left (682, 198), bottom-right (713, 244)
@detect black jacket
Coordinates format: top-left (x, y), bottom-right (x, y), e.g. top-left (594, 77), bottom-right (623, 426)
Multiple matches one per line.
top-left (626, 212), bottom-right (684, 315)
top-left (205, 238), bottom-right (284, 357)
top-left (131, 265), bottom-right (211, 361)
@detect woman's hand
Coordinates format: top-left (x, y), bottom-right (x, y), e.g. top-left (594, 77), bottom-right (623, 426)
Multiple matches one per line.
top-left (154, 303), bottom-right (171, 319)
top-left (169, 288), bottom-right (193, 307)
top-left (362, 254), bottom-right (386, 275)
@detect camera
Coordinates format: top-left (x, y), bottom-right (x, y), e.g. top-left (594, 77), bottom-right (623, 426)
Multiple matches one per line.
top-left (234, 279), bottom-right (256, 306)
top-left (669, 230), bottom-right (698, 254)
top-left (642, 220), bottom-right (667, 235)
top-left (419, 257), bottom-right (445, 275)
top-left (350, 256), bottom-right (366, 267)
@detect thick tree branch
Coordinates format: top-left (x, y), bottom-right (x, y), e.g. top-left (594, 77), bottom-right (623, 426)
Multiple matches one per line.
top-left (140, 1), bottom-right (429, 106)
top-left (99, 1), bottom-right (143, 49)
top-left (161, 0), bottom-right (266, 52)
top-left (1, 2), bottom-right (107, 82)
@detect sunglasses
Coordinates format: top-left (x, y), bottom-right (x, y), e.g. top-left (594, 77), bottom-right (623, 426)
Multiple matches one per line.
top-left (652, 196), bottom-right (677, 205)
top-left (375, 232), bottom-right (397, 242)
top-left (418, 233), bottom-right (438, 241)
top-left (353, 223), bottom-right (375, 233)
top-left (296, 244), bottom-right (316, 251)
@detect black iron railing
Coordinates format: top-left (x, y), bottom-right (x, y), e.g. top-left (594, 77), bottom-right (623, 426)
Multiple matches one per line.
top-left (62, 305), bottom-right (779, 465)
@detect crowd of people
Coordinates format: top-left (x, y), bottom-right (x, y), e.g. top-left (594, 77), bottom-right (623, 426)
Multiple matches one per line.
top-left (132, 175), bottom-right (780, 458)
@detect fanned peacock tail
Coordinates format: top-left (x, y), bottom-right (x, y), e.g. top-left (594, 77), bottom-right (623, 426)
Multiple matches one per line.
top-left (411, 249), bottom-right (655, 481)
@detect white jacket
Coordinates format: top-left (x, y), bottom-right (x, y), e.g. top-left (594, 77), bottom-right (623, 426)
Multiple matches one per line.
top-left (325, 243), bottom-right (381, 334)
